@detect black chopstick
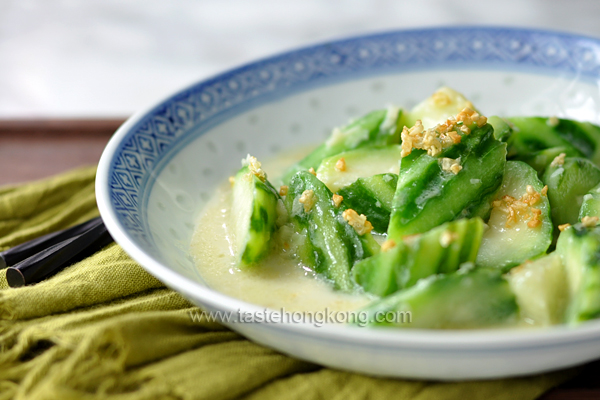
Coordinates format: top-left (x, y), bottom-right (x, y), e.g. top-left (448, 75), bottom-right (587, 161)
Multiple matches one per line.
top-left (3, 217), bottom-right (114, 288)
top-left (0, 216), bottom-right (104, 270)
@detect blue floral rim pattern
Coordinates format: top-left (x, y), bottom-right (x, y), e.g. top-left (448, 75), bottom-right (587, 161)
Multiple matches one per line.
top-left (105, 26), bottom-right (600, 247)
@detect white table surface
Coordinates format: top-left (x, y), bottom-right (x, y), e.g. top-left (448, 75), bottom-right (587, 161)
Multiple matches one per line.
top-left (2, 0), bottom-right (600, 118)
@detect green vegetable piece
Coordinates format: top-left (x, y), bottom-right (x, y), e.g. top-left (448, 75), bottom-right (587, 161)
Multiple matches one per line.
top-left (232, 166), bottom-right (280, 267)
top-left (488, 115), bottom-right (513, 142)
top-left (388, 123), bottom-right (506, 237)
top-left (506, 117), bottom-right (600, 165)
top-left (579, 182), bottom-right (600, 220)
top-left (337, 173), bottom-right (398, 233)
top-left (352, 240), bottom-right (408, 297)
top-left (476, 161), bottom-right (552, 271)
top-left (543, 157), bottom-right (600, 227)
top-left (507, 117), bottom-right (580, 158)
top-left (284, 171), bottom-right (379, 291)
top-left (556, 223), bottom-right (600, 324)
top-left (316, 145), bottom-right (401, 192)
top-left (359, 268), bottom-right (518, 329)
top-left (513, 146), bottom-right (580, 177)
top-left (280, 107), bottom-right (404, 184)
top-left (507, 253), bottom-right (568, 326)
top-left (353, 218), bottom-right (484, 297)
top-left (405, 86), bottom-right (478, 129)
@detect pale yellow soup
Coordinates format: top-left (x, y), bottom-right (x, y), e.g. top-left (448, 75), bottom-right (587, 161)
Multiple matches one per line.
top-left (191, 148), bottom-right (372, 313)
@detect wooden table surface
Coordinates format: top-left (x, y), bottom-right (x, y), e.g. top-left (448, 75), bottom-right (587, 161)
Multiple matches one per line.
top-left (1, 118), bottom-right (599, 399)
top-left (0, 119), bottom-right (126, 185)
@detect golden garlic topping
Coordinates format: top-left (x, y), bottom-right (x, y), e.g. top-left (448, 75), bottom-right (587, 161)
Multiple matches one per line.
top-left (342, 209), bottom-right (373, 235)
top-left (400, 108), bottom-right (487, 158)
top-left (381, 239), bottom-right (396, 252)
top-left (582, 216), bottom-right (600, 228)
top-left (335, 157), bottom-right (347, 172)
top-left (440, 157), bottom-right (462, 175)
top-left (242, 154), bottom-right (266, 182)
top-left (298, 189), bottom-right (316, 213)
top-left (491, 185), bottom-right (548, 229)
top-left (550, 153), bottom-right (566, 168)
top-left (332, 193), bottom-right (343, 207)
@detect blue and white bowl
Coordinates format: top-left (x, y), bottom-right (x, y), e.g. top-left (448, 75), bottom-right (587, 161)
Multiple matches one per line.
top-left (97, 27), bottom-right (600, 380)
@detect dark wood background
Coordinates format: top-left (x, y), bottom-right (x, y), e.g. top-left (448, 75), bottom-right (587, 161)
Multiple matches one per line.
top-left (0, 119), bottom-right (124, 185)
top-left (0, 118), bottom-right (598, 399)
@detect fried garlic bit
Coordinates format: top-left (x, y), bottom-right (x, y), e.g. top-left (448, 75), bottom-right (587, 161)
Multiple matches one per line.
top-left (492, 185), bottom-right (544, 228)
top-left (558, 223), bottom-right (571, 232)
top-left (342, 209), bottom-right (373, 235)
top-left (401, 120), bottom-right (445, 158)
top-left (456, 107), bottom-right (487, 128)
top-left (381, 239), bottom-right (396, 252)
top-left (335, 157), bottom-right (346, 172)
top-left (524, 185), bottom-right (543, 206)
top-left (550, 153), bottom-right (566, 168)
top-left (332, 193), bottom-right (343, 207)
top-left (528, 208), bottom-right (542, 228)
top-left (298, 189), bottom-right (315, 213)
top-left (279, 185), bottom-right (289, 196)
top-left (581, 216), bottom-right (600, 228)
top-left (308, 167), bottom-right (317, 176)
top-left (547, 116), bottom-right (559, 127)
top-left (439, 230), bottom-right (458, 248)
top-left (242, 154), bottom-right (266, 182)
top-left (431, 91), bottom-right (452, 106)
top-left (440, 157), bottom-right (462, 175)
top-left (400, 108), bottom-right (487, 158)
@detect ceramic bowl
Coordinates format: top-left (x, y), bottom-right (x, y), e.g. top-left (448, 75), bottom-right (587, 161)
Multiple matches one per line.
top-left (97, 27), bottom-right (600, 380)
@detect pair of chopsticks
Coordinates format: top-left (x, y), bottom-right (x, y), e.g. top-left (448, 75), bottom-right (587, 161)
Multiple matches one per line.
top-left (1, 217), bottom-right (113, 287)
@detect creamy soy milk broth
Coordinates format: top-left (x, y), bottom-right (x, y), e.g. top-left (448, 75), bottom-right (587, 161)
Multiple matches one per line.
top-left (191, 148), bottom-right (372, 313)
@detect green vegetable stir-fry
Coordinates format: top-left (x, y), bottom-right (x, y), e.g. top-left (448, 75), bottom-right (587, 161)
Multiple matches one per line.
top-left (229, 87), bottom-right (600, 329)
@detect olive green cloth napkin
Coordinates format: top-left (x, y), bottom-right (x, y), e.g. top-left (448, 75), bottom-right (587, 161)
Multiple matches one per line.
top-left (0, 167), bottom-right (579, 400)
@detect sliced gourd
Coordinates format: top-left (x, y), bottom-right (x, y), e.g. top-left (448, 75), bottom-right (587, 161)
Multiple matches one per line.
top-left (507, 116), bottom-right (600, 166)
top-left (284, 171), bottom-right (379, 291)
top-left (388, 118), bottom-right (506, 238)
top-left (232, 162), bottom-right (280, 267)
top-left (353, 217), bottom-right (484, 297)
top-left (359, 268), bottom-right (518, 329)
top-left (556, 223), bottom-right (600, 324)
top-left (514, 146), bottom-right (580, 177)
top-left (543, 156), bottom-right (600, 227)
top-left (579, 182), bottom-right (600, 220)
top-left (316, 145), bottom-right (401, 192)
top-left (405, 86), bottom-right (477, 129)
top-left (280, 106), bottom-right (404, 184)
top-left (351, 240), bottom-right (408, 298)
top-left (336, 173), bottom-right (397, 233)
top-left (476, 161), bottom-right (552, 271)
top-left (507, 253), bottom-right (568, 326)
top-left (488, 115), bottom-right (514, 142)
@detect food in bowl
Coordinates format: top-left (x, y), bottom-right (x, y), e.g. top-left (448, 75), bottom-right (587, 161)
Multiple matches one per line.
top-left (192, 86), bottom-right (600, 329)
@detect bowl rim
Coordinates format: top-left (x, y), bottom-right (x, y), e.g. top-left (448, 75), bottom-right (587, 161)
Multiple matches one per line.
top-left (96, 25), bottom-right (600, 350)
